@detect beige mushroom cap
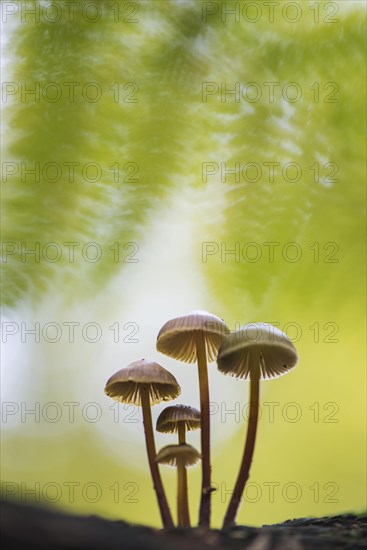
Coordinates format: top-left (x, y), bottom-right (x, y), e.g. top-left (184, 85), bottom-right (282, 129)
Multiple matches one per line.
top-left (218, 323), bottom-right (298, 380)
top-left (156, 404), bottom-right (201, 434)
top-left (156, 444), bottom-right (201, 468)
top-left (104, 359), bottom-right (181, 406)
top-left (156, 310), bottom-right (229, 363)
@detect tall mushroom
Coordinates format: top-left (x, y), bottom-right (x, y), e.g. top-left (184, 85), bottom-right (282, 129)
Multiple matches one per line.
top-left (156, 310), bottom-right (228, 527)
top-left (104, 359), bottom-right (180, 529)
top-left (156, 444), bottom-right (201, 527)
top-left (217, 323), bottom-right (298, 528)
top-left (156, 405), bottom-right (201, 526)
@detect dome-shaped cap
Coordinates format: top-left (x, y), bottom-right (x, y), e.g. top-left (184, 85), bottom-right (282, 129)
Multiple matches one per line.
top-left (156, 444), bottom-right (201, 468)
top-left (218, 323), bottom-right (298, 380)
top-left (156, 310), bottom-right (229, 363)
top-left (156, 404), bottom-right (201, 434)
top-left (104, 359), bottom-right (181, 406)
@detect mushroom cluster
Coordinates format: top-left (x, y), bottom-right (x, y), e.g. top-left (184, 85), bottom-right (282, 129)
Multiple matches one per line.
top-left (104, 313), bottom-right (299, 530)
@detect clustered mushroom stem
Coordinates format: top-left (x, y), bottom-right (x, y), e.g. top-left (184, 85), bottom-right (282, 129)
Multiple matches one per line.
top-left (196, 332), bottom-right (211, 528)
top-left (222, 371), bottom-right (260, 528)
top-left (178, 423), bottom-right (186, 445)
top-left (140, 387), bottom-right (174, 529)
top-left (177, 457), bottom-right (190, 527)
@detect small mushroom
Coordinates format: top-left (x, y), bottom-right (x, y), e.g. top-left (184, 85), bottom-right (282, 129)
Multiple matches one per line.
top-left (156, 405), bottom-right (201, 526)
top-left (156, 444), bottom-right (201, 527)
top-left (217, 323), bottom-right (298, 528)
top-left (104, 359), bottom-right (181, 529)
top-left (156, 404), bottom-right (201, 443)
top-left (156, 310), bottom-right (228, 527)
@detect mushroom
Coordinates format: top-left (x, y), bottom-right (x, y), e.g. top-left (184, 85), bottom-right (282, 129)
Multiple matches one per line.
top-left (156, 444), bottom-right (201, 527)
top-left (156, 405), bottom-right (201, 526)
top-left (104, 359), bottom-right (181, 529)
top-left (217, 323), bottom-right (298, 528)
top-left (156, 310), bottom-right (229, 527)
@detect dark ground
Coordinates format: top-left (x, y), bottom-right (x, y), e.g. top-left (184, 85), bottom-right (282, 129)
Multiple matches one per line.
top-left (1, 500), bottom-right (366, 550)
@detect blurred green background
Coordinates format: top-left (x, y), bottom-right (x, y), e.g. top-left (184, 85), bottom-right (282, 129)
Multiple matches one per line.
top-left (1, 0), bottom-right (366, 528)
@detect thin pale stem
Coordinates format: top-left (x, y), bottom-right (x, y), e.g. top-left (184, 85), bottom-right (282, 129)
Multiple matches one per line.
top-left (140, 386), bottom-right (174, 529)
top-left (196, 332), bottom-right (211, 528)
top-left (178, 422), bottom-right (186, 445)
top-left (222, 371), bottom-right (260, 528)
top-left (176, 423), bottom-right (190, 527)
top-left (177, 458), bottom-right (190, 527)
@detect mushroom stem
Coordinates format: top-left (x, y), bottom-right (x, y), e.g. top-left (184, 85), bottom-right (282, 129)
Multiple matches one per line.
top-left (178, 423), bottom-right (186, 445)
top-left (222, 370), bottom-right (260, 528)
top-left (196, 332), bottom-right (211, 528)
top-left (140, 387), bottom-right (174, 529)
top-left (176, 423), bottom-right (190, 526)
top-left (177, 457), bottom-right (190, 527)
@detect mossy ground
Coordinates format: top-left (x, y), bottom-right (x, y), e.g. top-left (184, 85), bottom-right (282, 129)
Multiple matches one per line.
top-left (1, 500), bottom-right (366, 550)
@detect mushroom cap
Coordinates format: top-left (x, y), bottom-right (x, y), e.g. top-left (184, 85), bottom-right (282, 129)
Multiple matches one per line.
top-left (156, 404), bottom-right (201, 434)
top-left (217, 323), bottom-right (298, 380)
top-left (104, 359), bottom-right (181, 406)
top-left (156, 310), bottom-right (229, 363)
top-left (156, 444), bottom-right (201, 468)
